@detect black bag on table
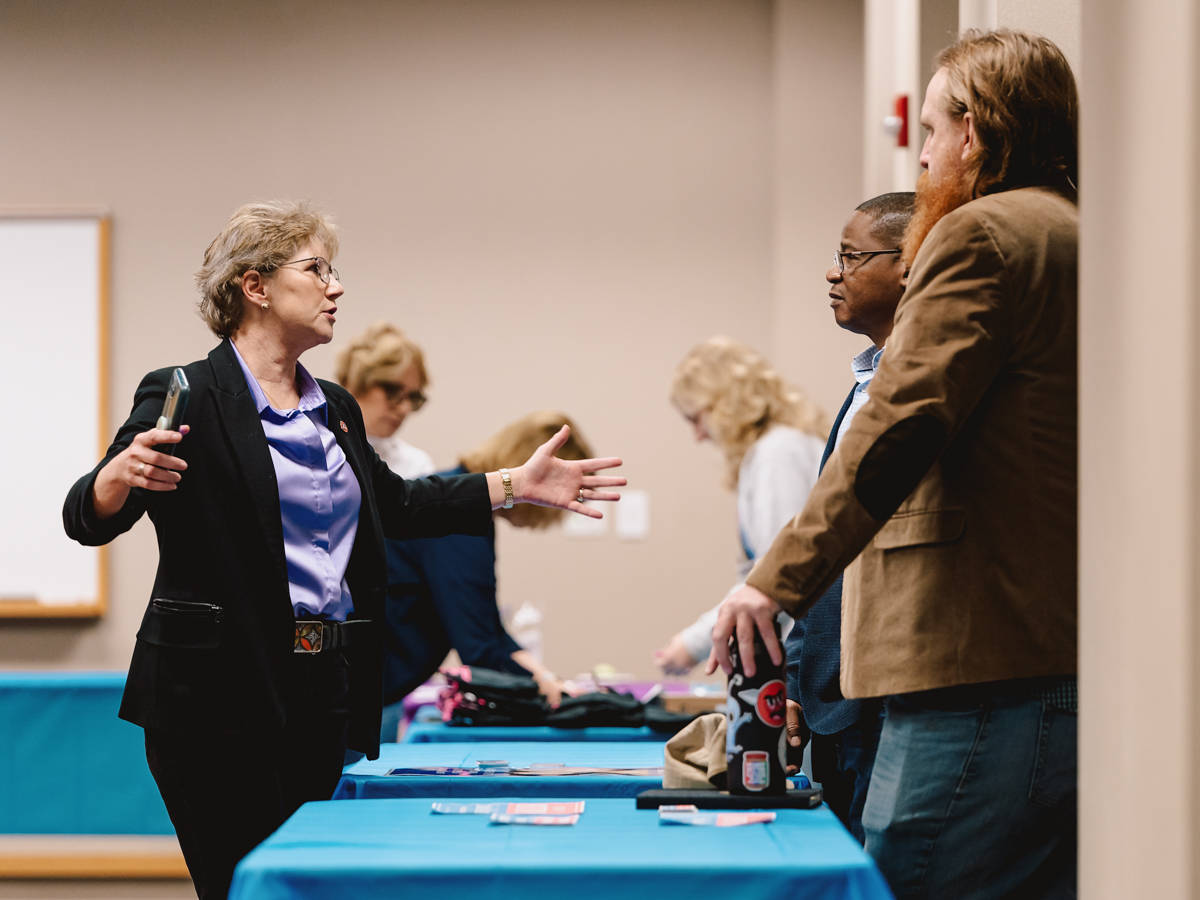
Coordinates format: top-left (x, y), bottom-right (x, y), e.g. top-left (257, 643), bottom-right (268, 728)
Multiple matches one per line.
top-left (439, 668), bottom-right (546, 726)
top-left (438, 667), bottom-right (702, 734)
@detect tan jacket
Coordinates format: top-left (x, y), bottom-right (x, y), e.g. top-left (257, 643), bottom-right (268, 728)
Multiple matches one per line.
top-left (747, 187), bottom-right (1077, 699)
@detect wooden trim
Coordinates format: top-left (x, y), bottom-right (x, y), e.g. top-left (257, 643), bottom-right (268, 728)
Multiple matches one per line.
top-left (0, 601), bottom-right (106, 619)
top-left (660, 695), bottom-right (725, 715)
top-left (0, 206), bottom-right (112, 219)
top-left (96, 216), bottom-right (111, 618)
top-left (0, 855), bottom-right (190, 879)
top-left (0, 836), bottom-right (189, 880)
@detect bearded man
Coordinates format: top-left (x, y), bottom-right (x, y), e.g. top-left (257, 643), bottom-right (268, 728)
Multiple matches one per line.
top-left (709, 30), bottom-right (1078, 900)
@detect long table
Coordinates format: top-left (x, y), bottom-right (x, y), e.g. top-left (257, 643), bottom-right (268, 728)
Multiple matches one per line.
top-left (336, 741), bottom-right (665, 799)
top-left (228, 797), bottom-right (894, 900)
top-left (0, 672), bottom-right (173, 835)
top-left (0, 672), bottom-right (187, 878)
top-left (402, 721), bottom-right (671, 743)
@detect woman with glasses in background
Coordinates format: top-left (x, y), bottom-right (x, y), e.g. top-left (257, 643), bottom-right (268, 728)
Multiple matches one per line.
top-left (337, 322), bottom-right (435, 480)
top-left (63, 200), bottom-right (624, 900)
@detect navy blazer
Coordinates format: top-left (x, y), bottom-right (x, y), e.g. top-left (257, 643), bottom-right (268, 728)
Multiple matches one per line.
top-left (62, 339), bottom-right (491, 759)
top-left (382, 466), bottom-right (530, 705)
top-left (785, 384), bottom-right (861, 735)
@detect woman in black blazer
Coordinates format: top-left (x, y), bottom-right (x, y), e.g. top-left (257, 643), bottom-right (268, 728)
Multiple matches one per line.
top-left (62, 200), bottom-right (623, 900)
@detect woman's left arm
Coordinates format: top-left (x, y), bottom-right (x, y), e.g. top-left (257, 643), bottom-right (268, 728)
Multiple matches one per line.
top-left (366, 415), bottom-right (624, 540)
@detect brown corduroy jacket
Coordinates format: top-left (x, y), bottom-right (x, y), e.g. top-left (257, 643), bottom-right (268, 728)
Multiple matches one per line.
top-left (747, 186), bottom-right (1078, 699)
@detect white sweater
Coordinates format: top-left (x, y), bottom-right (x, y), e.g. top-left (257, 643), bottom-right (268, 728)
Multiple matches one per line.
top-left (678, 425), bottom-right (825, 662)
top-left (366, 433), bottom-right (436, 480)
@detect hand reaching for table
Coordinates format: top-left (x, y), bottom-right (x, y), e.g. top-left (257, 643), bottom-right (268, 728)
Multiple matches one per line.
top-left (654, 633), bottom-right (699, 676)
top-left (704, 583), bottom-right (784, 678)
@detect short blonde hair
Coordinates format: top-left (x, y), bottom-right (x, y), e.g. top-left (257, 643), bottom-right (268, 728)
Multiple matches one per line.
top-left (937, 29), bottom-right (1078, 197)
top-left (195, 200), bottom-right (340, 338)
top-left (460, 411), bottom-right (595, 530)
top-left (671, 337), bottom-right (829, 487)
top-left (336, 322), bottom-right (429, 397)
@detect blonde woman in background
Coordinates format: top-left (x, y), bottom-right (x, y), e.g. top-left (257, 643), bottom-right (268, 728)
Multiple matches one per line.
top-left (336, 321), bottom-right (435, 479)
top-left (378, 411), bottom-right (592, 741)
top-left (655, 337), bottom-right (829, 676)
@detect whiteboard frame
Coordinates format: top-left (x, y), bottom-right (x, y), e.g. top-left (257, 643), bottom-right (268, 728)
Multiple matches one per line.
top-left (0, 209), bottom-right (110, 619)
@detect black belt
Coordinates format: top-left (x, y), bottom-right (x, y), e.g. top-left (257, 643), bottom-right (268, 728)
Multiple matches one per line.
top-left (294, 619), bottom-right (370, 654)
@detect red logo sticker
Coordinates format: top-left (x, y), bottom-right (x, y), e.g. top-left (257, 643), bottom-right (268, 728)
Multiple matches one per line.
top-left (755, 680), bottom-right (786, 728)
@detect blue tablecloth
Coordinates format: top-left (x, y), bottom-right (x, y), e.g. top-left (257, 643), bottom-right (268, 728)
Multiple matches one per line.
top-left (229, 797), bottom-right (893, 900)
top-left (403, 721), bottom-right (671, 743)
top-left (0, 672), bottom-right (173, 834)
top-left (335, 741), bottom-right (665, 799)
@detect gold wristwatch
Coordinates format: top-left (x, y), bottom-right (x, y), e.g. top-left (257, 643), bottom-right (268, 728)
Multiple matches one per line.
top-left (499, 468), bottom-right (514, 509)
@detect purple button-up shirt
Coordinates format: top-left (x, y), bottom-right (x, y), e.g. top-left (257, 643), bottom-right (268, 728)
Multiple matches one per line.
top-left (232, 342), bottom-right (362, 622)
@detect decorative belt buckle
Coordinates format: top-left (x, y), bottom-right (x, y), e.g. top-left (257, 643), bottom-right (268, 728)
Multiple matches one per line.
top-left (294, 621), bottom-right (324, 654)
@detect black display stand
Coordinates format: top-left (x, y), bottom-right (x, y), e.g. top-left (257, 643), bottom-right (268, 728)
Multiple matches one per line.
top-left (635, 788), bottom-right (823, 810)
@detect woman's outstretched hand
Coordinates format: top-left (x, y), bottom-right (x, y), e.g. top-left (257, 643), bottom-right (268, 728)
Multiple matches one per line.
top-left (490, 425), bottom-right (625, 518)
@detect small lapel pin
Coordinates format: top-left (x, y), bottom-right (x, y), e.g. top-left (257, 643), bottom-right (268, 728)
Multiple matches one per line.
top-left (339, 420), bottom-right (348, 433)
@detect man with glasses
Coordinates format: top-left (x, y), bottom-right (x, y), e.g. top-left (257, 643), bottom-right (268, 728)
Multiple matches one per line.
top-left (784, 192), bottom-right (914, 845)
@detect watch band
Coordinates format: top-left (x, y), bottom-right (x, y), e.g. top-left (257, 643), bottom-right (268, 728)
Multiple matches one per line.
top-left (499, 468), bottom-right (514, 509)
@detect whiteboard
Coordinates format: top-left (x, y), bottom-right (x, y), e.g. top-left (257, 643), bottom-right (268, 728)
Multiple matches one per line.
top-left (0, 214), bottom-right (108, 616)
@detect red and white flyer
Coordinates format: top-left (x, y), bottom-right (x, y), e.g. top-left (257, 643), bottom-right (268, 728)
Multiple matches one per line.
top-left (505, 802), bottom-right (585, 815)
top-left (659, 811), bottom-right (777, 827)
top-left (490, 814), bottom-right (580, 826)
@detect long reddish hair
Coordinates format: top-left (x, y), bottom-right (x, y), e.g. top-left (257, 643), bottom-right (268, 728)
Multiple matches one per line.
top-left (938, 29), bottom-right (1078, 198)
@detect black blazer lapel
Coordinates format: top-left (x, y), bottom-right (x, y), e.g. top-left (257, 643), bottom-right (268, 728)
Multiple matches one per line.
top-left (323, 386), bottom-right (384, 621)
top-left (820, 384), bottom-right (859, 474)
top-left (325, 391), bottom-right (370, 501)
top-left (208, 340), bottom-right (288, 587)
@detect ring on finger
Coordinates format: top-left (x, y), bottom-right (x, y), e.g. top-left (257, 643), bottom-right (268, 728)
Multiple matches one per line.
top-left (138, 462), bottom-right (147, 477)
top-left (577, 489), bottom-right (585, 503)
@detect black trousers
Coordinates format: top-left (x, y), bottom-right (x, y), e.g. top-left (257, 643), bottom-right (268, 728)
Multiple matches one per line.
top-left (810, 698), bottom-right (885, 845)
top-left (144, 650), bottom-right (351, 900)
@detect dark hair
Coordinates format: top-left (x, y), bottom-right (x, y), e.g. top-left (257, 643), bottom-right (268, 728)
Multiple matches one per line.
top-left (937, 29), bottom-right (1078, 196)
top-left (856, 192), bottom-right (917, 247)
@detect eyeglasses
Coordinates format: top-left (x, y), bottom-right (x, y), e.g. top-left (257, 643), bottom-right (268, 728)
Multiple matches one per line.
top-left (276, 256), bottom-right (340, 285)
top-left (379, 382), bottom-right (427, 410)
top-left (832, 249), bottom-right (901, 274)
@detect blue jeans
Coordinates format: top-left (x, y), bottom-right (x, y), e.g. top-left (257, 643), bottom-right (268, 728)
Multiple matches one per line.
top-left (862, 681), bottom-right (1077, 900)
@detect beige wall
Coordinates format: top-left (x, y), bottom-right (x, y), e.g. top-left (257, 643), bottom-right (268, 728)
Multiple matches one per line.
top-left (0, 0), bottom-right (864, 682)
top-left (862, 0), bottom-right (957, 198)
top-left (1079, 2), bottom-right (1199, 897)
top-left (771, 0), bottom-right (866, 407)
top-left (998, 0), bottom-right (1081, 73)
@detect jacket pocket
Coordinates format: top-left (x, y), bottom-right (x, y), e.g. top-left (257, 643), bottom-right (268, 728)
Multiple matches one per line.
top-left (873, 508), bottom-right (965, 550)
top-left (137, 599), bottom-right (224, 650)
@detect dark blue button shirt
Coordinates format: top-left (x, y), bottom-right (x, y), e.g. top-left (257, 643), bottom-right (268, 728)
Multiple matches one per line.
top-left (382, 466), bottom-right (529, 704)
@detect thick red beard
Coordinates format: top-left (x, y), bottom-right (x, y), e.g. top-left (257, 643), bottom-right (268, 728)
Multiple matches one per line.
top-left (902, 170), bottom-right (974, 269)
